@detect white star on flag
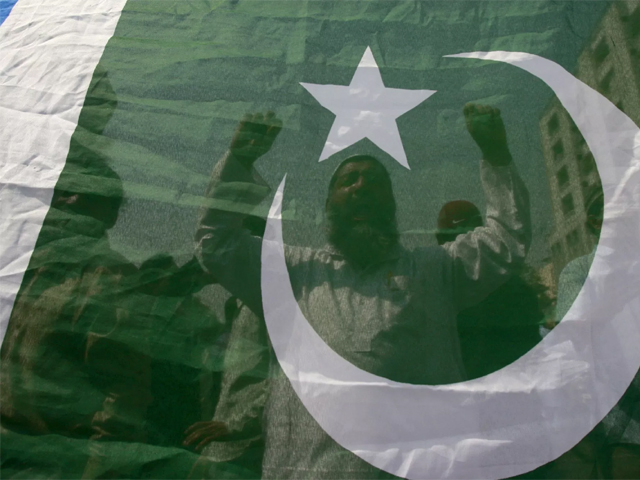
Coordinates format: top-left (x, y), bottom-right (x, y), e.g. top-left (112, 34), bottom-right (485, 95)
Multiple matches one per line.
top-left (300, 47), bottom-right (436, 169)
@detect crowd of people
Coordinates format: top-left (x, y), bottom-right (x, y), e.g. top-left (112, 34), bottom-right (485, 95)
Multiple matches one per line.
top-left (1, 73), bottom-right (638, 479)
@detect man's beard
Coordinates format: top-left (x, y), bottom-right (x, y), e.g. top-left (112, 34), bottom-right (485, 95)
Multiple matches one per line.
top-left (327, 209), bottom-right (399, 268)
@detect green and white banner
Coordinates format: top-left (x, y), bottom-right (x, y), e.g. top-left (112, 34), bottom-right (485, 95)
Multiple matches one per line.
top-left (1, 1), bottom-right (640, 478)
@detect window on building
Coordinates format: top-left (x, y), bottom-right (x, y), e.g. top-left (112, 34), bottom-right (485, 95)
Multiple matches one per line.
top-left (572, 131), bottom-right (587, 151)
top-left (599, 69), bottom-right (614, 95)
top-left (561, 193), bottom-right (575, 216)
top-left (557, 166), bottom-right (570, 187)
top-left (553, 140), bottom-right (564, 162)
top-left (578, 152), bottom-right (595, 175)
top-left (581, 180), bottom-right (590, 200)
top-left (547, 114), bottom-right (560, 135)
top-left (593, 38), bottom-right (610, 66)
top-left (566, 229), bottom-right (581, 251)
top-left (570, 121), bottom-right (579, 134)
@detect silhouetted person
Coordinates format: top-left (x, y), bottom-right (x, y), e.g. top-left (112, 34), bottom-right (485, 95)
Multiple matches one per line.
top-left (138, 254), bottom-right (220, 451)
top-left (82, 257), bottom-right (220, 479)
top-left (0, 161), bottom-right (135, 478)
top-left (0, 66), bottom-right (145, 479)
top-left (186, 216), bottom-right (269, 479)
top-left (435, 200), bottom-right (542, 380)
top-left (194, 105), bottom-right (531, 478)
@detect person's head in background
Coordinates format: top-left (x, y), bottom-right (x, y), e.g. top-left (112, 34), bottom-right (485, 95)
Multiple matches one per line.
top-left (435, 200), bottom-right (483, 246)
top-left (50, 159), bottom-right (124, 233)
top-left (243, 215), bottom-right (267, 238)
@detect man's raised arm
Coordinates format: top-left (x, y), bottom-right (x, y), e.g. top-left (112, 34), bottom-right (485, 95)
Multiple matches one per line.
top-left (195, 113), bottom-right (282, 314)
top-left (444, 104), bottom-right (532, 311)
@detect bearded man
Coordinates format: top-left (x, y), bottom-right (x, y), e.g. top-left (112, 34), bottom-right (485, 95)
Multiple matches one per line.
top-left (193, 104), bottom-right (531, 479)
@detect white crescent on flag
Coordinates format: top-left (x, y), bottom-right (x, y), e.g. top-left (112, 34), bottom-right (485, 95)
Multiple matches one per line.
top-left (261, 51), bottom-right (640, 479)
top-left (2, 1), bottom-right (639, 476)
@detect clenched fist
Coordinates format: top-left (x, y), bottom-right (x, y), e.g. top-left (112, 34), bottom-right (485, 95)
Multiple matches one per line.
top-left (464, 103), bottom-right (512, 166)
top-left (230, 111), bottom-right (283, 167)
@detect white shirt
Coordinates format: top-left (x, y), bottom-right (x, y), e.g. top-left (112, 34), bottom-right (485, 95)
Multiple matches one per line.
top-left (196, 152), bottom-right (531, 478)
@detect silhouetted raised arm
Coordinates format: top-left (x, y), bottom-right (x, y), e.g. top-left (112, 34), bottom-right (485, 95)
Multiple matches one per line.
top-left (444, 104), bottom-right (531, 310)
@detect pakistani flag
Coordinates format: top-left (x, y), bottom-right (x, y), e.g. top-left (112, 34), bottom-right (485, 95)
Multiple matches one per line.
top-left (2, 0), bottom-right (640, 478)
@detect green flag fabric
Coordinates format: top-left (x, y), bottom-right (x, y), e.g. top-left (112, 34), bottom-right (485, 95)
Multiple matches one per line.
top-left (2, 0), bottom-right (640, 478)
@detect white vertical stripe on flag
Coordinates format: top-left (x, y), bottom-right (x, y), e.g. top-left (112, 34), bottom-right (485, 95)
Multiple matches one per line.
top-left (0, 0), bottom-right (128, 345)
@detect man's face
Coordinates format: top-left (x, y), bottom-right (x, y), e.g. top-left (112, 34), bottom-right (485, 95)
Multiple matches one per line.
top-left (326, 160), bottom-right (395, 226)
top-left (325, 159), bottom-right (398, 267)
